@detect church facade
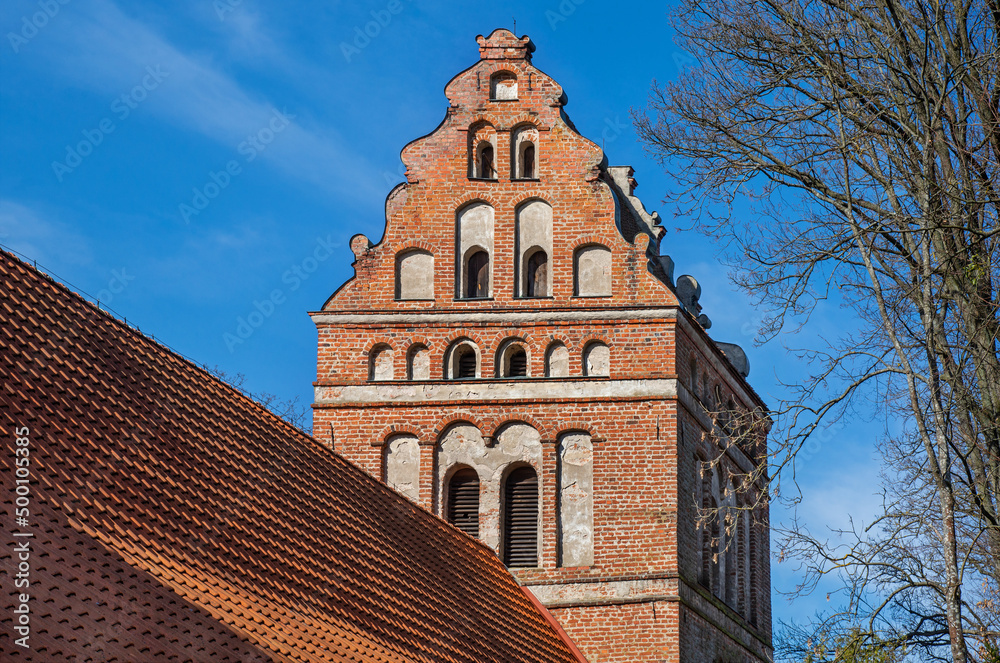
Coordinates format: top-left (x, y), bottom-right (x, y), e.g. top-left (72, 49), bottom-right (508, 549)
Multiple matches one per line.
top-left (311, 29), bottom-right (772, 663)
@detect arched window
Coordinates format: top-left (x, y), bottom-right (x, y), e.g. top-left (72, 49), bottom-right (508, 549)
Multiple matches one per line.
top-left (525, 250), bottom-right (548, 297)
top-left (545, 342), bottom-right (569, 377)
top-left (582, 341), bottom-right (610, 377)
top-left (468, 122), bottom-right (498, 179)
top-left (456, 203), bottom-right (494, 298)
top-left (497, 340), bottom-right (528, 378)
top-left (689, 355), bottom-right (700, 397)
top-left (516, 201), bottom-right (552, 298)
top-left (503, 465), bottom-right (538, 567)
top-left (407, 344), bottom-right (430, 380)
top-left (395, 250), bottom-right (434, 300)
top-left (490, 71), bottom-right (518, 100)
top-left (446, 341), bottom-right (479, 379)
top-left (476, 142), bottom-right (496, 179)
top-left (511, 125), bottom-right (539, 179)
top-left (465, 250), bottom-right (490, 298)
top-left (574, 244), bottom-right (612, 296)
top-left (369, 345), bottom-right (394, 381)
top-left (521, 143), bottom-right (535, 178)
top-left (447, 468), bottom-right (480, 538)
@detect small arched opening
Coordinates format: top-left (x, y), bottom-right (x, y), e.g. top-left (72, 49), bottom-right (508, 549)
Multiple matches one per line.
top-left (464, 249), bottom-right (490, 298)
top-left (497, 340), bottom-right (529, 378)
top-left (524, 248), bottom-right (548, 297)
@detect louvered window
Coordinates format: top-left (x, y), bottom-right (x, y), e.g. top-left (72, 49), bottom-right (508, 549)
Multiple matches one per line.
top-left (503, 466), bottom-right (538, 567)
top-left (447, 469), bottom-right (480, 538)
top-left (508, 349), bottom-right (527, 377)
top-left (457, 347), bottom-right (477, 378)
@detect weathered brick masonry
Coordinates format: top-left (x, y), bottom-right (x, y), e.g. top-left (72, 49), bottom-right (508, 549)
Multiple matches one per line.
top-left (312, 29), bottom-right (772, 663)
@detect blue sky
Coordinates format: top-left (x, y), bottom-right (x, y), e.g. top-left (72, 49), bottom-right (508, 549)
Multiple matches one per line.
top-left (1, 0), bottom-right (885, 634)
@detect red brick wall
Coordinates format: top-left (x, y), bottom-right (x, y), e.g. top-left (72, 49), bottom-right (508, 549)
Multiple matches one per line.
top-left (550, 602), bottom-right (679, 663)
top-left (312, 28), bottom-right (771, 663)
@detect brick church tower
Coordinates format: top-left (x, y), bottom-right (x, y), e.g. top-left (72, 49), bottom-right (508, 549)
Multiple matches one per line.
top-left (312, 29), bottom-right (772, 663)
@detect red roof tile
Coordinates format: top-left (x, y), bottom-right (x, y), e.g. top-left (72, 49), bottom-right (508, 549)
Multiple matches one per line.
top-left (1, 250), bottom-right (584, 662)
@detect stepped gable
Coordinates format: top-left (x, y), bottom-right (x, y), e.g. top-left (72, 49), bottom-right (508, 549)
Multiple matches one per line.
top-left (0, 249), bottom-right (584, 662)
top-left (326, 27), bottom-right (680, 312)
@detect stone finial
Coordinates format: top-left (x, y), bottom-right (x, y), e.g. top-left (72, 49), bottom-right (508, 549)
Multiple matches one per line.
top-left (715, 341), bottom-right (751, 378)
top-left (675, 275), bottom-right (702, 314)
top-left (476, 29), bottom-right (534, 61)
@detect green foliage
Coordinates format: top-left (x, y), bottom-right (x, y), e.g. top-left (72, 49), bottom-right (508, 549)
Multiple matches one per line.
top-left (981, 638), bottom-right (1000, 663)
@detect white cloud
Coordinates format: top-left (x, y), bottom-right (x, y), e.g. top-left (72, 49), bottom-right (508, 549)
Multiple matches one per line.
top-left (0, 199), bottom-right (92, 268)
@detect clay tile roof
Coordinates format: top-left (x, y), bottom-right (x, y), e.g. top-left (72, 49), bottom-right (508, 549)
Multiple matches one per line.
top-left (0, 250), bottom-right (584, 662)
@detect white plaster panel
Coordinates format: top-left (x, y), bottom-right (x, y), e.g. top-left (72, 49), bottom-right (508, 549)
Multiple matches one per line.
top-left (559, 432), bottom-right (594, 567)
top-left (576, 245), bottom-right (612, 296)
top-left (408, 346), bottom-right (430, 380)
top-left (492, 74), bottom-right (517, 100)
top-left (385, 434), bottom-right (420, 502)
top-left (316, 378), bottom-right (677, 405)
top-left (524, 578), bottom-right (678, 607)
top-left (545, 343), bottom-right (569, 377)
top-left (397, 251), bottom-right (434, 300)
top-left (583, 342), bottom-right (610, 377)
top-left (517, 200), bottom-right (552, 296)
top-left (372, 347), bottom-right (394, 381)
top-left (458, 203), bottom-right (494, 296)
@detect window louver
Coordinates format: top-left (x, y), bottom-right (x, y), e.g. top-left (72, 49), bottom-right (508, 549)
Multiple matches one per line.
top-left (447, 469), bottom-right (480, 538)
top-left (508, 350), bottom-right (527, 377)
top-left (503, 466), bottom-right (538, 567)
top-left (457, 350), bottom-right (477, 378)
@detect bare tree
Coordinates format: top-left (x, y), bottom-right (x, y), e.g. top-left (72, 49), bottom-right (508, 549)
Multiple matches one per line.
top-left (634, 0), bottom-right (999, 660)
top-left (207, 365), bottom-right (312, 434)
